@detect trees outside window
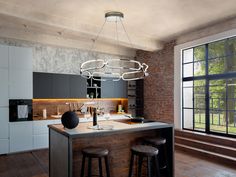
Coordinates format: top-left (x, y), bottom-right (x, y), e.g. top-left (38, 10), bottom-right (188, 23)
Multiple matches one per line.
top-left (182, 36), bottom-right (236, 137)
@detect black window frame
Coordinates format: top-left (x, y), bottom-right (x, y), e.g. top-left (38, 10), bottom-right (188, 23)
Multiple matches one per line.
top-left (182, 36), bottom-right (236, 138)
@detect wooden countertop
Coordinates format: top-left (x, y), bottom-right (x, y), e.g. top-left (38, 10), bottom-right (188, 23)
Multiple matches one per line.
top-left (48, 119), bottom-right (173, 138)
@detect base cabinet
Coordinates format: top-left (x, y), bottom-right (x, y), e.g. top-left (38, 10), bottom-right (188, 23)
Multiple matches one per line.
top-left (0, 139), bottom-right (9, 154)
top-left (33, 120), bottom-right (55, 149)
top-left (9, 120), bottom-right (59, 153)
top-left (33, 134), bottom-right (48, 149)
top-left (9, 122), bottom-right (33, 153)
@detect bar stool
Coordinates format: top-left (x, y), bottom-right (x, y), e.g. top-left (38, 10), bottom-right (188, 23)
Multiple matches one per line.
top-left (128, 145), bottom-right (161, 177)
top-left (81, 147), bottom-right (110, 177)
top-left (143, 137), bottom-right (170, 177)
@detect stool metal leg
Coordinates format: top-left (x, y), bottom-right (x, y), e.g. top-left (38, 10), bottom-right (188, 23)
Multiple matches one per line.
top-left (128, 153), bottom-right (134, 177)
top-left (88, 157), bottom-right (92, 177)
top-left (98, 157), bottom-right (103, 177)
top-left (105, 156), bottom-right (110, 177)
top-left (80, 155), bottom-right (86, 177)
top-left (154, 155), bottom-right (161, 177)
top-left (147, 157), bottom-right (152, 177)
top-left (163, 144), bottom-right (171, 177)
top-left (138, 156), bottom-right (143, 177)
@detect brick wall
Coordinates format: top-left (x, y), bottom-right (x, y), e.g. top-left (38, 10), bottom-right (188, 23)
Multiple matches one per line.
top-left (136, 41), bottom-right (175, 123)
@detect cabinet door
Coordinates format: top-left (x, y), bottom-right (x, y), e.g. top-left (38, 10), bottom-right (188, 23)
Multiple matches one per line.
top-left (33, 134), bottom-right (48, 149)
top-left (9, 122), bottom-right (33, 153)
top-left (32, 120), bottom-right (54, 149)
top-left (113, 80), bottom-right (127, 98)
top-left (9, 46), bottom-right (32, 70)
top-left (0, 139), bottom-right (9, 154)
top-left (0, 69), bottom-right (9, 106)
top-left (101, 80), bottom-right (127, 98)
top-left (0, 108), bottom-right (9, 139)
top-left (33, 72), bottom-right (53, 98)
top-left (9, 46), bottom-right (33, 99)
top-left (69, 75), bottom-right (87, 98)
top-left (53, 74), bottom-right (70, 98)
top-left (0, 44), bottom-right (8, 68)
top-left (101, 81), bottom-right (114, 98)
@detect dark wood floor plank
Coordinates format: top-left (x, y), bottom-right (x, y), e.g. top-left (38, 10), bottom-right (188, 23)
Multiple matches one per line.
top-left (0, 149), bottom-right (235, 177)
top-left (175, 150), bottom-right (236, 177)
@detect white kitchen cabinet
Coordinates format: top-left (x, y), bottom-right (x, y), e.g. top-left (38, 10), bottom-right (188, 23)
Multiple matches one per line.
top-left (8, 46), bottom-right (33, 99)
top-left (33, 120), bottom-right (54, 135)
top-left (0, 108), bottom-right (9, 155)
top-left (0, 139), bottom-right (9, 154)
top-left (0, 69), bottom-right (9, 106)
top-left (9, 46), bottom-right (32, 70)
top-left (9, 122), bottom-right (33, 153)
top-left (0, 108), bottom-right (9, 139)
top-left (33, 120), bottom-right (55, 149)
top-left (33, 134), bottom-right (48, 149)
top-left (0, 44), bottom-right (8, 68)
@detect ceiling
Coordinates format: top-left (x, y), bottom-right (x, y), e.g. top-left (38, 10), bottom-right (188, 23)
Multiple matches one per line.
top-left (0, 0), bottom-right (236, 55)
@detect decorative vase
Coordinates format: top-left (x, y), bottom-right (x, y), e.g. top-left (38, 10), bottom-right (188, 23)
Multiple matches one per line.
top-left (61, 111), bottom-right (79, 129)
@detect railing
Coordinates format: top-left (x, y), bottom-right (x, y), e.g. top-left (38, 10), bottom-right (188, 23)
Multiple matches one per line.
top-left (195, 97), bottom-right (236, 128)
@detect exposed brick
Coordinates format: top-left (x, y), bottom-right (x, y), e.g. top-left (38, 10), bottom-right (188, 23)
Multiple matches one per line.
top-left (136, 41), bottom-right (175, 123)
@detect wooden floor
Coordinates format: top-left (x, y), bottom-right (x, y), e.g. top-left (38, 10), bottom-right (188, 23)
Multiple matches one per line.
top-left (0, 150), bottom-right (235, 177)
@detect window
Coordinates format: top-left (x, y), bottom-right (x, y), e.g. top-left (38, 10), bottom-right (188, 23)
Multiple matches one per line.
top-left (182, 36), bottom-right (236, 137)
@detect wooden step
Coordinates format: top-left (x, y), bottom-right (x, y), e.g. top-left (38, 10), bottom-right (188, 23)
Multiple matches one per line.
top-left (175, 129), bottom-right (236, 148)
top-left (175, 143), bottom-right (236, 168)
top-left (175, 136), bottom-right (236, 158)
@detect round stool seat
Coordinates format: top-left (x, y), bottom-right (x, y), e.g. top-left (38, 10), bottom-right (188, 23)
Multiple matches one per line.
top-left (144, 137), bottom-right (166, 146)
top-left (131, 145), bottom-right (158, 157)
top-left (82, 147), bottom-right (109, 157)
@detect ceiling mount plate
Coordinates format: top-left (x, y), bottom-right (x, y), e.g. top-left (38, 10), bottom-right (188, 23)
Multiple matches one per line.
top-left (105, 11), bottom-right (124, 21)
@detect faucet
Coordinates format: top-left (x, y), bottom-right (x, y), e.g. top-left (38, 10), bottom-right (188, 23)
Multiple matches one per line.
top-left (93, 107), bottom-right (97, 126)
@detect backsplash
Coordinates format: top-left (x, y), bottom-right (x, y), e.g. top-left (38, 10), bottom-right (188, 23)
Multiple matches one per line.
top-left (33, 98), bottom-right (128, 120)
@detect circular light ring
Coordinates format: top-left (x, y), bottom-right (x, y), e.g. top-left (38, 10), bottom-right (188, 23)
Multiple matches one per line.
top-left (80, 59), bottom-right (149, 81)
top-left (80, 70), bottom-right (92, 79)
top-left (92, 71), bottom-right (121, 81)
top-left (106, 59), bottom-right (142, 71)
top-left (105, 11), bottom-right (124, 19)
top-left (121, 70), bottom-right (146, 81)
top-left (80, 59), bottom-right (105, 72)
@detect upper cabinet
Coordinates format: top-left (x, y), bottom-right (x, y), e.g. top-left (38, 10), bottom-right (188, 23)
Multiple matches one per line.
top-left (9, 46), bottom-right (33, 99)
top-left (0, 44), bottom-right (8, 68)
top-left (33, 72), bottom-right (53, 98)
top-left (33, 72), bottom-right (87, 98)
top-left (69, 75), bottom-right (87, 98)
top-left (101, 80), bottom-right (127, 98)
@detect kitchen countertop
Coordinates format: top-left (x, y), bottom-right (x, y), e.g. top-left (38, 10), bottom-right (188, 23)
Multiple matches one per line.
top-left (48, 119), bottom-right (173, 138)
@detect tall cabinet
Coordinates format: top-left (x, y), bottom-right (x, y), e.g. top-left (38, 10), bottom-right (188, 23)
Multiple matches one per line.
top-left (0, 45), bottom-right (9, 154)
top-left (0, 45), bottom-right (33, 154)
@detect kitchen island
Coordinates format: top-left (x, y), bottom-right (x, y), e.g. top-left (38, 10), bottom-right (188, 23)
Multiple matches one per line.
top-left (48, 120), bottom-right (174, 177)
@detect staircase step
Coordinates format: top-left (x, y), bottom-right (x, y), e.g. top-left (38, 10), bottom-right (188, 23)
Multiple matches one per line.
top-left (175, 136), bottom-right (236, 158)
top-left (175, 143), bottom-right (236, 168)
top-left (175, 129), bottom-right (236, 148)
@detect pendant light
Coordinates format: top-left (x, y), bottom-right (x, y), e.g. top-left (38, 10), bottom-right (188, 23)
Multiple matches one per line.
top-left (80, 11), bottom-right (149, 81)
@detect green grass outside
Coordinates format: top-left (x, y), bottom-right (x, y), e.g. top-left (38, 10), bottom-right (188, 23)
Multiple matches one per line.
top-left (193, 113), bottom-right (236, 135)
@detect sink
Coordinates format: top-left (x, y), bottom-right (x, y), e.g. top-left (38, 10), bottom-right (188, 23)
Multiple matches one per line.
top-left (114, 119), bottom-right (155, 125)
top-left (51, 115), bottom-right (62, 119)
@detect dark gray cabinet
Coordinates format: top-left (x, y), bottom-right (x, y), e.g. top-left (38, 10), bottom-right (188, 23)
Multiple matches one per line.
top-left (52, 74), bottom-right (70, 98)
top-left (33, 72), bottom-right (87, 98)
top-left (69, 75), bottom-right (87, 98)
top-left (101, 80), bottom-right (127, 98)
top-left (33, 72), bottom-right (53, 98)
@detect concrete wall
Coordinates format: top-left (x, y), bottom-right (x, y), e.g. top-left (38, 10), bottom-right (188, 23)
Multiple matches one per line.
top-left (0, 37), bottom-right (131, 75)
